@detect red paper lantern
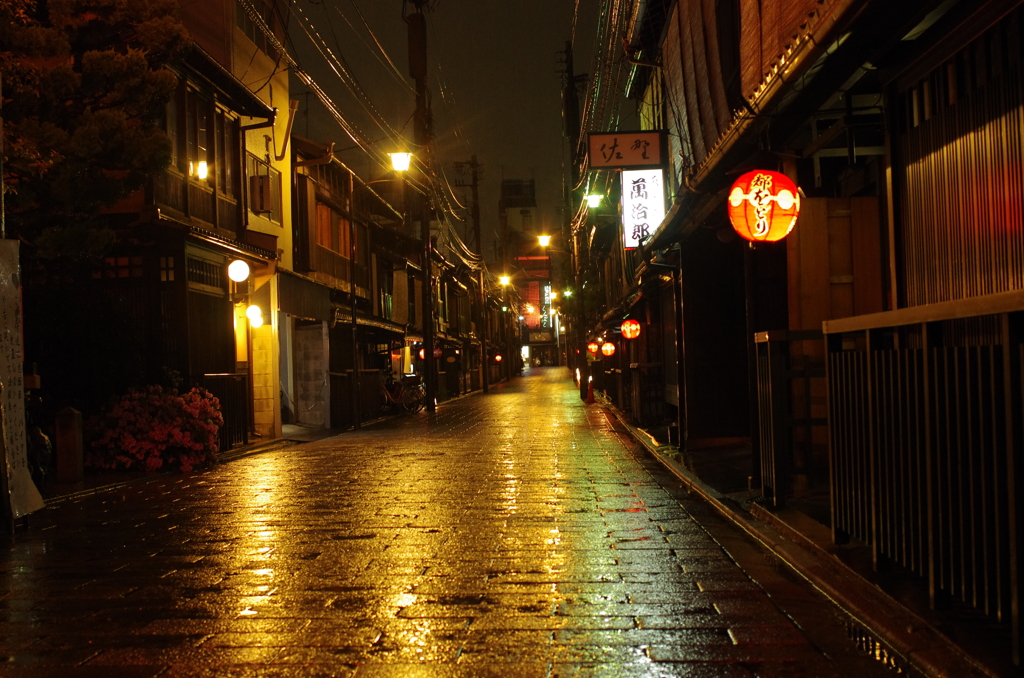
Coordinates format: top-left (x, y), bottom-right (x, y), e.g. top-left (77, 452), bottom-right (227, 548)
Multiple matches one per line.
top-left (418, 348), bottom-right (425, 360)
top-left (433, 348), bottom-right (443, 358)
top-left (587, 342), bottom-right (600, 354)
top-left (600, 342), bottom-right (616, 357)
top-left (727, 170), bottom-right (800, 242)
top-left (621, 319), bottom-right (641, 339)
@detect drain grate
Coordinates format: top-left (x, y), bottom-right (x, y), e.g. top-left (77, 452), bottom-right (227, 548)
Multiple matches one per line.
top-left (846, 620), bottom-right (915, 675)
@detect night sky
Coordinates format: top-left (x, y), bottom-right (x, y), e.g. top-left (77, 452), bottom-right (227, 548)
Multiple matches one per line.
top-left (287, 0), bottom-right (597, 264)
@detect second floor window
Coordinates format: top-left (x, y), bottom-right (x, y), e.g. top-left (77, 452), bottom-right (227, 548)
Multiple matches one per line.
top-left (316, 203), bottom-right (351, 256)
top-left (164, 88), bottom-right (240, 195)
top-left (185, 91), bottom-right (209, 182)
top-left (378, 260), bottom-right (394, 321)
top-left (237, 0), bottom-right (281, 60)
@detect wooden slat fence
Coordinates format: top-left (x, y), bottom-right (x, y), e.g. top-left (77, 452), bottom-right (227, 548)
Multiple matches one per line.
top-left (200, 373), bottom-right (250, 452)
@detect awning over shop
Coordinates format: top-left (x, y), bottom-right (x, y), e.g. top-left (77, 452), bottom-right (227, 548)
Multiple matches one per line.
top-left (332, 308), bottom-right (407, 335)
top-left (280, 271), bottom-right (331, 322)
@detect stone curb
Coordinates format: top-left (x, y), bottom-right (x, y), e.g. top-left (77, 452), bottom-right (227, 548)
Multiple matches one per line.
top-left (593, 394), bottom-right (995, 678)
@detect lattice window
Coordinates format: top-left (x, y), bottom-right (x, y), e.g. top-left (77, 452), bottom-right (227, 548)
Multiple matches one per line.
top-left (159, 257), bottom-right (175, 282)
top-left (92, 256), bottom-right (143, 279)
top-left (186, 255), bottom-right (226, 296)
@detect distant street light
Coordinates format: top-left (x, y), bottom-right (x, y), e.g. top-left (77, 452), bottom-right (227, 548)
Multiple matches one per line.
top-left (499, 275), bottom-right (510, 286)
top-left (538, 234), bottom-right (551, 247)
top-left (585, 194), bottom-right (603, 208)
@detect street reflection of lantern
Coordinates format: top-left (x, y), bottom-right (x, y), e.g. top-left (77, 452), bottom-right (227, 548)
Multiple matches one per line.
top-left (600, 342), bottom-right (616, 357)
top-left (621, 319), bottom-right (641, 339)
top-left (587, 342), bottom-right (600, 354)
top-left (728, 170), bottom-right (800, 242)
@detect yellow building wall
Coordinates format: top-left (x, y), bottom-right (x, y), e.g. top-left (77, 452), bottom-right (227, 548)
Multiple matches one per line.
top-left (250, 275), bottom-right (281, 439)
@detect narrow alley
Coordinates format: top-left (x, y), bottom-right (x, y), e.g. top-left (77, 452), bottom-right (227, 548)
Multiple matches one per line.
top-left (2, 369), bottom-right (906, 677)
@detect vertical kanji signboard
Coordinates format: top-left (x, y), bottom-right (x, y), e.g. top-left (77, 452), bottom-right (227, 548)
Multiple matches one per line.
top-left (0, 240), bottom-right (44, 521)
top-left (621, 169), bottom-right (666, 249)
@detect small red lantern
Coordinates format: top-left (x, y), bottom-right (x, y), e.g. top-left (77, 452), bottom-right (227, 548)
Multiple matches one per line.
top-left (727, 170), bottom-right (800, 242)
top-left (587, 341), bottom-right (600, 354)
top-left (418, 348), bottom-right (425, 360)
top-left (494, 354), bottom-right (503, 362)
top-left (433, 347), bottom-right (443, 358)
top-left (621, 319), bottom-right (641, 339)
top-left (600, 342), bottom-right (616, 357)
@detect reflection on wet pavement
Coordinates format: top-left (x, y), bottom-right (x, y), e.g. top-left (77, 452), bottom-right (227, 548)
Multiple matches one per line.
top-left (3, 369), bottom-right (860, 677)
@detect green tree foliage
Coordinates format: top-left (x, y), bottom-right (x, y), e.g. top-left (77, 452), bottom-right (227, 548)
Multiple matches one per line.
top-left (1, 0), bottom-right (189, 258)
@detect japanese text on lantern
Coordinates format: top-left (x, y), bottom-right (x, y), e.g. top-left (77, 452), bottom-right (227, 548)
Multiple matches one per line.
top-left (621, 169), bottom-right (665, 249)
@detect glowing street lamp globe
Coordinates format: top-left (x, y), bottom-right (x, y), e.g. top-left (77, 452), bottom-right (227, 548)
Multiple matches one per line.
top-left (389, 152), bottom-right (412, 172)
top-left (227, 260), bottom-right (251, 282)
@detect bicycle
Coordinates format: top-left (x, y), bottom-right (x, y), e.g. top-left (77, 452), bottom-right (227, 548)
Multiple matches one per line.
top-left (380, 371), bottom-right (425, 413)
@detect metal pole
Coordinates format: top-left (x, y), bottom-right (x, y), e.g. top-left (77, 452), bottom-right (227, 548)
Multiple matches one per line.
top-left (1, 74), bottom-right (5, 240)
top-left (409, 1), bottom-right (435, 412)
top-left (480, 269), bottom-right (489, 393)
top-left (673, 253), bottom-right (686, 451)
top-left (422, 209), bottom-right (436, 411)
top-left (350, 173), bottom-right (360, 429)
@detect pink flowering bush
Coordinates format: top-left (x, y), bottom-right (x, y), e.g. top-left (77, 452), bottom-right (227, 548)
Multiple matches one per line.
top-left (86, 386), bottom-right (224, 473)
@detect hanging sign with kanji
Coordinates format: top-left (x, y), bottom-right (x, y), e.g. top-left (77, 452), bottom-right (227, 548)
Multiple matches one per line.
top-left (621, 169), bottom-right (666, 249)
top-left (588, 130), bottom-right (666, 169)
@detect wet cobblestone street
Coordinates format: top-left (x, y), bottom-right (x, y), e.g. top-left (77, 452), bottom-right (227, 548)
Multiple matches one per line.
top-left (2, 369), bottom-right (897, 677)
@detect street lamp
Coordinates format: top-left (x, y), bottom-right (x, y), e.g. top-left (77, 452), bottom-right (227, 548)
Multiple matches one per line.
top-left (389, 152), bottom-right (412, 172)
top-left (498, 275), bottom-right (513, 382)
top-left (227, 259), bottom-right (251, 282)
top-left (538, 234), bottom-right (552, 248)
top-left (390, 149), bottom-right (436, 412)
top-left (585, 194), bottom-right (603, 208)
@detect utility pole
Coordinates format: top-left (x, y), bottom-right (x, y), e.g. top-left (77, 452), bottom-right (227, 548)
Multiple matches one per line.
top-left (408, 0), bottom-right (437, 412)
top-left (561, 41), bottom-right (589, 399)
top-left (454, 156), bottom-right (487, 393)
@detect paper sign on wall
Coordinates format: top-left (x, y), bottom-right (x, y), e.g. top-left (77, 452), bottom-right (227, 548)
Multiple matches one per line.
top-left (0, 240), bottom-right (44, 519)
